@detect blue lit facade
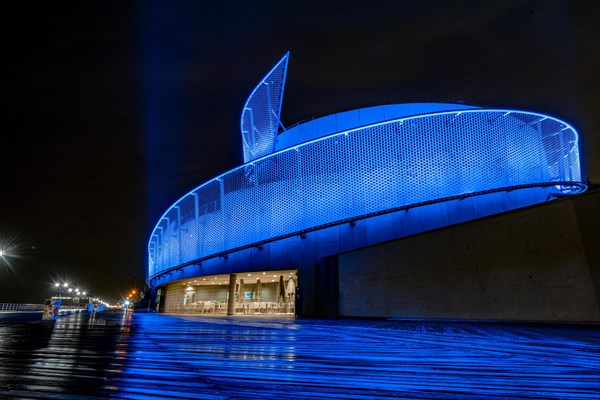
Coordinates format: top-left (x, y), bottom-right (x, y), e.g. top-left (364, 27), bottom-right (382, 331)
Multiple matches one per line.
top-left (148, 54), bottom-right (585, 315)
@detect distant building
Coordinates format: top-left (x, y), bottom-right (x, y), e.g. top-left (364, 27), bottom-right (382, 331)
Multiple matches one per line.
top-left (147, 53), bottom-right (596, 321)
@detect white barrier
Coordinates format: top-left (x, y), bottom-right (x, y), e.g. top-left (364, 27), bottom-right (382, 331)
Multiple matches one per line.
top-left (0, 303), bottom-right (44, 312)
top-left (0, 303), bottom-right (87, 312)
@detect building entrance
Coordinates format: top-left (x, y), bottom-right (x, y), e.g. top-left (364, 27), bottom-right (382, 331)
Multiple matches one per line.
top-left (163, 269), bottom-right (297, 316)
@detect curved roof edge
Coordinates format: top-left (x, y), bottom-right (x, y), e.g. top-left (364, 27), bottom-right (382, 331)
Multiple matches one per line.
top-left (148, 107), bottom-right (582, 257)
top-left (275, 102), bottom-right (481, 151)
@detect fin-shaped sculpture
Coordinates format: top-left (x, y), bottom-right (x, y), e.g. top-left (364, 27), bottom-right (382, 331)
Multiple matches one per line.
top-left (240, 52), bottom-right (289, 163)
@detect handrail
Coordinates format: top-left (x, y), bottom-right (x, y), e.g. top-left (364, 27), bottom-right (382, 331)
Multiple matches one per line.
top-left (0, 303), bottom-right (88, 312)
top-left (0, 303), bottom-right (45, 312)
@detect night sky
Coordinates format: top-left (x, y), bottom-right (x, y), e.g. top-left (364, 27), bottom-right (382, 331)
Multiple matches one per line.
top-left (1, 1), bottom-right (598, 303)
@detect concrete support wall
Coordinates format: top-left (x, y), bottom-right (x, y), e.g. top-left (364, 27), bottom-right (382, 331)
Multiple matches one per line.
top-left (571, 192), bottom-right (600, 313)
top-left (339, 191), bottom-right (600, 322)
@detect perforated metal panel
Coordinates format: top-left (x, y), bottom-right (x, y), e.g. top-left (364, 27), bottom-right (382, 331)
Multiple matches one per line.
top-left (148, 109), bottom-right (585, 280)
top-left (241, 53), bottom-right (289, 163)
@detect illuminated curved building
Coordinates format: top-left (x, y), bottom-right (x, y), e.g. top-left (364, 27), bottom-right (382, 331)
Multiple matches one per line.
top-left (147, 53), bottom-right (590, 319)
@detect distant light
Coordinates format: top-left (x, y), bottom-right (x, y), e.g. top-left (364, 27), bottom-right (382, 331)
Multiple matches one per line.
top-left (55, 282), bottom-right (60, 287)
top-left (0, 251), bottom-right (4, 257)
top-left (82, 292), bottom-right (87, 296)
top-left (63, 283), bottom-right (68, 288)
top-left (68, 288), bottom-right (73, 292)
top-left (124, 300), bottom-right (130, 306)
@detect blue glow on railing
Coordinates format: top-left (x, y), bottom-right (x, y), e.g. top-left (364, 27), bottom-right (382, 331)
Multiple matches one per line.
top-left (240, 52), bottom-right (289, 163)
top-left (148, 108), bottom-right (584, 280)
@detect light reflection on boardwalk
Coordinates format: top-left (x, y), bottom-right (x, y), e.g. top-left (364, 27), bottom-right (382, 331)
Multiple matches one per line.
top-left (1, 312), bottom-right (599, 399)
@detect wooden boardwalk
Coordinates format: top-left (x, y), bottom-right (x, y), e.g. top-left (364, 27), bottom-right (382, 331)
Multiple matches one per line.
top-left (0, 312), bottom-right (598, 399)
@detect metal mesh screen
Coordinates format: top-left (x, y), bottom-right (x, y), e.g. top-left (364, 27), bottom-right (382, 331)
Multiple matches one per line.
top-left (240, 53), bottom-right (288, 163)
top-left (149, 110), bottom-right (584, 279)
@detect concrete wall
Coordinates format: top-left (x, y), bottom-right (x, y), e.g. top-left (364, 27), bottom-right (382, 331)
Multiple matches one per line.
top-left (339, 191), bottom-right (600, 322)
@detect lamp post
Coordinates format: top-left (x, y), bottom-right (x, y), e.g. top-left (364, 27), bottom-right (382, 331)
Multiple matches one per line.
top-left (82, 291), bottom-right (90, 308)
top-left (75, 289), bottom-right (84, 307)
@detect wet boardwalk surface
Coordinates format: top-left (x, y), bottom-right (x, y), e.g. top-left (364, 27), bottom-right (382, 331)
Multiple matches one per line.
top-left (0, 312), bottom-right (599, 399)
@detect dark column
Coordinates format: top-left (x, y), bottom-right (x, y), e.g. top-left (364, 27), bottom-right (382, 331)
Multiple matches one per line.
top-left (315, 255), bottom-right (339, 318)
top-left (157, 287), bottom-right (166, 313)
top-left (227, 273), bottom-right (237, 315)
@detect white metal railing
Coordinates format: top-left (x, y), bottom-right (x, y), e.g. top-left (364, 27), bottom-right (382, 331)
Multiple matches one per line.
top-left (0, 303), bottom-right (88, 312)
top-left (0, 303), bottom-right (45, 312)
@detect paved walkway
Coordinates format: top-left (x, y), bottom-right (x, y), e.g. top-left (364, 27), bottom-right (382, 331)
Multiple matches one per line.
top-left (0, 312), bottom-right (598, 399)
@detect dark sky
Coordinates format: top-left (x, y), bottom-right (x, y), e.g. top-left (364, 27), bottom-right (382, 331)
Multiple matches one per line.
top-left (1, 1), bottom-right (598, 303)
